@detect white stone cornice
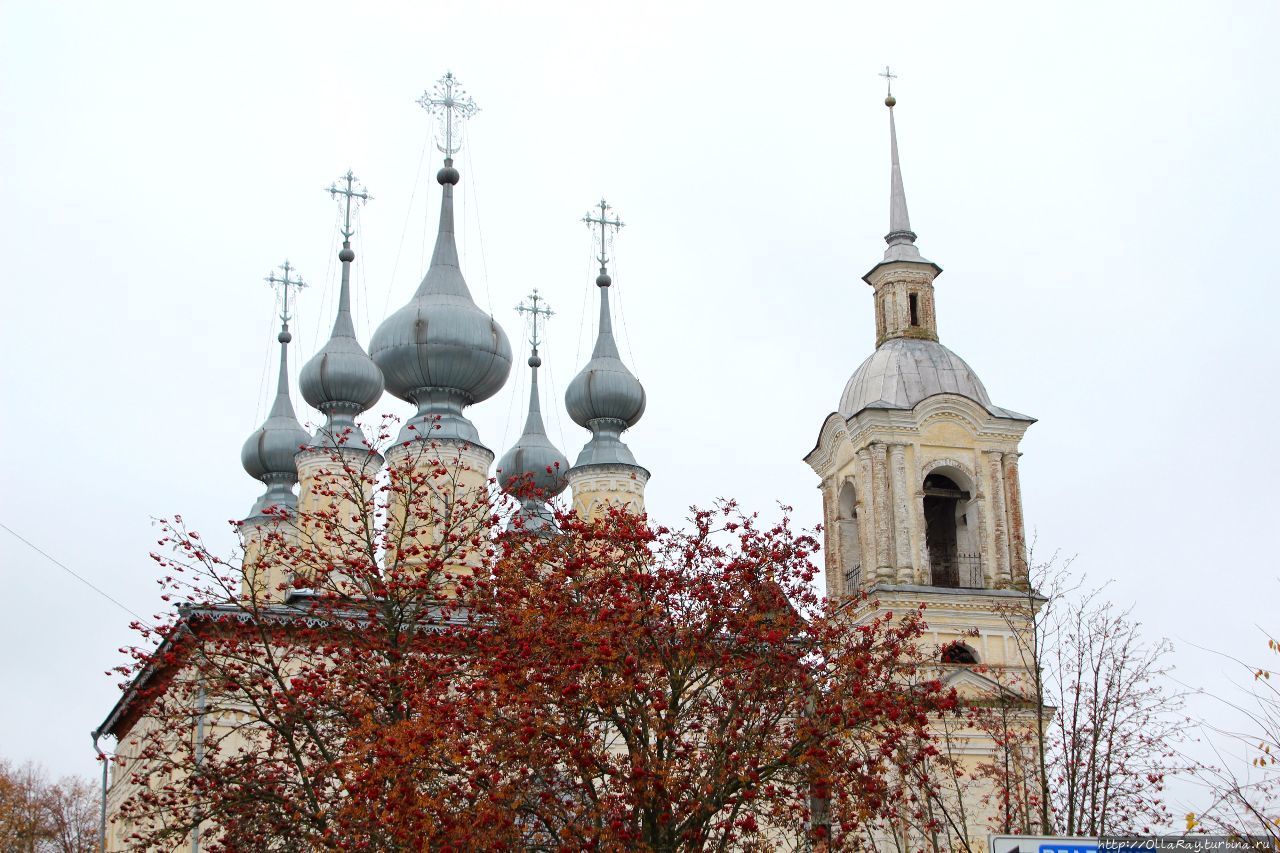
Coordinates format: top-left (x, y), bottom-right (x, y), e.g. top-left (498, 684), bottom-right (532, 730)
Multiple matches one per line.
top-left (804, 411), bottom-right (849, 475)
top-left (840, 393), bottom-right (1033, 446)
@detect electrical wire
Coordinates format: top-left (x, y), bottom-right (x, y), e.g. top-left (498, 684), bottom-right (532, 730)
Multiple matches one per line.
top-left (354, 204), bottom-right (371, 341)
top-left (461, 137), bottom-right (495, 317)
top-left (543, 336), bottom-right (570, 455)
top-left (0, 522), bottom-right (153, 628)
top-left (500, 329), bottom-right (526, 455)
top-left (310, 207), bottom-right (342, 356)
top-left (384, 130), bottom-right (432, 319)
top-left (576, 239), bottom-right (595, 369)
top-left (253, 288), bottom-right (279, 428)
top-left (611, 249), bottom-right (642, 378)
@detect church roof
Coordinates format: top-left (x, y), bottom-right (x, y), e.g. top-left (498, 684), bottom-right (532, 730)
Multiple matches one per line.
top-left (838, 338), bottom-right (1031, 420)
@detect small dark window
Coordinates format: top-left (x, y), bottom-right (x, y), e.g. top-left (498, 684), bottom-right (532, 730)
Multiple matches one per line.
top-left (941, 643), bottom-right (978, 665)
top-left (909, 293), bottom-right (920, 326)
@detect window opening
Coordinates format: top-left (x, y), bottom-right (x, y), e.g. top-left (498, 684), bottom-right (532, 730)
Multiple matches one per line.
top-left (941, 642), bottom-right (978, 665)
top-left (923, 474), bottom-right (981, 588)
top-left (838, 482), bottom-right (861, 594)
top-left (909, 293), bottom-right (920, 326)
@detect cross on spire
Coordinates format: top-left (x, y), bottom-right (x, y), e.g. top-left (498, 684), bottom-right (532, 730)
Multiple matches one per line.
top-left (516, 288), bottom-right (554, 353)
top-left (265, 260), bottom-right (306, 327)
top-left (880, 65), bottom-right (898, 97)
top-left (582, 198), bottom-right (625, 272)
top-left (417, 71), bottom-right (480, 160)
top-left (327, 170), bottom-right (372, 242)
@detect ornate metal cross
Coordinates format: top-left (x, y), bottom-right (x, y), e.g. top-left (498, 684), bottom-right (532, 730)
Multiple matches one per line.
top-left (582, 198), bottom-right (625, 270)
top-left (515, 288), bottom-right (554, 353)
top-left (327, 170), bottom-right (372, 241)
top-left (264, 260), bottom-right (306, 326)
top-left (879, 65), bottom-right (898, 96)
top-left (417, 71), bottom-right (480, 159)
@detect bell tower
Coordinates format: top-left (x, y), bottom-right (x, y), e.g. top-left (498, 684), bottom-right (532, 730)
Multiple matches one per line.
top-left (806, 82), bottom-right (1035, 600)
top-left (804, 76), bottom-right (1046, 842)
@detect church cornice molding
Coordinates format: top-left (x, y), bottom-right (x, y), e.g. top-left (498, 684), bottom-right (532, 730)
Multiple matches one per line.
top-left (862, 258), bottom-right (942, 286)
top-left (852, 583), bottom-right (1047, 612)
top-left (804, 411), bottom-right (849, 475)
top-left (865, 264), bottom-right (937, 289)
top-left (913, 394), bottom-right (1031, 439)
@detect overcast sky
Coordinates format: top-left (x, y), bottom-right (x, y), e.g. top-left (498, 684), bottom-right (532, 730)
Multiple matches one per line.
top-left (3, 0), bottom-right (1278, 818)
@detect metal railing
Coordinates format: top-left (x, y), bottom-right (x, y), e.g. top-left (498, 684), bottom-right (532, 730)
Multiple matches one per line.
top-left (843, 562), bottom-right (861, 591)
top-left (929, 552), bottom-right (983, 589)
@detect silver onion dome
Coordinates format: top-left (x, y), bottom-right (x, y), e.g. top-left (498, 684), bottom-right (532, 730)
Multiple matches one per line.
top-left (369, 162), bottom-right (512, 445)
top-left (498, 351), bottom-right (569, 532)
top-left (565, 271), bottom-right (646, 467)
top-left (300, 243), bottom-right (384, 446)
top-left (242, 328), bottom-right (311, 516)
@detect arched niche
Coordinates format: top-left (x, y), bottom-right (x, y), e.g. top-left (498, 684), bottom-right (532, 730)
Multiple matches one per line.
top-left (837, 480), bottom-right (862, 592)
top-left (921, 462), bottom-right (982, 589)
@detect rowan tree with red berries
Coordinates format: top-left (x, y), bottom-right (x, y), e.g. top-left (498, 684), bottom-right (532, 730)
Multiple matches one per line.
top-left (107, 432), bottom-right (954, 851)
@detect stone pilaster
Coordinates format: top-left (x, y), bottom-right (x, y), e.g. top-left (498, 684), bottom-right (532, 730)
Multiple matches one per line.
top-left (915, 489), bottom-right (931, 585)
top-left (985, 450), bottom-right (1011, 586)
top-left (870, 443), bottom-right (893, 579)
top-left (889, 443), bottom-right (914, 583)
top-left (821, 477), bottom-right (838, 598)
top-left (973, 499), bottom-right (993, 589)
top-left (1003, 452), bottom-right (1028, 584)
top-left (855, 448), bottom-right (877, 590)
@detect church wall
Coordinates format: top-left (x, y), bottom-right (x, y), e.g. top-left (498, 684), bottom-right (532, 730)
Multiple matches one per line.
top-left (383, 439), bottom-right (494, 584)
top-left (293, 447), bottom-right (384, 595)
top-left (568, 463), bottom-right (649, 518)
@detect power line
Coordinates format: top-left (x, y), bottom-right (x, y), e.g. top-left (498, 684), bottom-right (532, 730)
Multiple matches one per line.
top-left (0, 522), bottom-right (153, 627)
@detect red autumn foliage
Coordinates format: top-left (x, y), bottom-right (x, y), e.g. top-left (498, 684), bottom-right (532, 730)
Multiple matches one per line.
top-left (106, 433), bottom-right (953, 851)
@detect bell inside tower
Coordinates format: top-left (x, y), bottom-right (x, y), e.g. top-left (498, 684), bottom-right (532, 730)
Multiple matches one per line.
top-left (923, 473), bottom-right (981, 588)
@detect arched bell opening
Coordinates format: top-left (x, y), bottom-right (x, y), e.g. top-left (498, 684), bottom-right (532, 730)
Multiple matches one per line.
top-left (923, 470), bottom-right (982, 588)
top-left (941, 641), bottom-right (979, 665)
top-left (837, 481), bottom-right (861, 592)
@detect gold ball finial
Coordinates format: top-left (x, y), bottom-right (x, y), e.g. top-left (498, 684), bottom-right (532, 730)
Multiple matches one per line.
top-left (885, 94), bottom-right (897, 108)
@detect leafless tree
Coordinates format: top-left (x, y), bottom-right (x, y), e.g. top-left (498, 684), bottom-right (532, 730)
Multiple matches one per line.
top-left (1186, 635), bottom-right (1280, 838)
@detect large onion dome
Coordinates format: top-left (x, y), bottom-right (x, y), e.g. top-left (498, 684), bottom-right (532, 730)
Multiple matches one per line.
top-left (242, 327), bottom-right (310, 517)
top-left (369, 162), bottom-right (511, 445)
top-left (300, 238), bottom-right (384, 447)
top-left (565, 271), bottom-right (646, 467)
top-left (498, 350), bottom-right (569, 532)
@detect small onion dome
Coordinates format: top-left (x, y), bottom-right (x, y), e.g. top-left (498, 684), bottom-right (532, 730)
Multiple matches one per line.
top-left (565, 273), bottom-right (646, 429)
top-left (369, 164), bottom-right (511, 444)
top-left (242, 329), bottom-right (310, 516)
top-left (300, 246), bottom-right (384, 445)
top-left (497, 353), bottom-right (569, 500)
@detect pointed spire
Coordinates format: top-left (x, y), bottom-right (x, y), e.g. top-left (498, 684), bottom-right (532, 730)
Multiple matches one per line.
top-left (498, 290), bottom-right (569, 532)
top-left (584, 198), bottom-right (625, 361)
top-left (369, 72), bottom-right (512, 446)
top-left (888, 100), bottom-right (913, 240)
top-left (878, 69), bottom-right (930, 266)
top-left (300, 172), bottom-right (384, 447)
top-left (566, 200), bottom-right (646, 469)
top-left (516, 290), bottom-right (555, 441)
top-left (242, 263), bottom-right (311, 517)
